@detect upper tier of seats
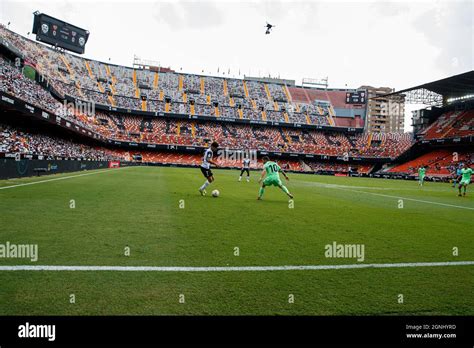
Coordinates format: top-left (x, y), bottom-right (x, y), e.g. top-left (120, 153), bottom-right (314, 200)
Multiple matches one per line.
top-left (0, 26), bottom-right (363, 128)
top-left (419, 109), bottom-right (474, 140)
top-left (0, 51), bottom-right (413, 159)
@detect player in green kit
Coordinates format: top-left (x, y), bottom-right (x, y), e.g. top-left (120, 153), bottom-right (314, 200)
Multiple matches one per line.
top-left (457, 163), bottom-right (473, 197)
top-left (257, 156), bottom-right (293, 200)
top-left (418, 166), bottom-right (426, 186)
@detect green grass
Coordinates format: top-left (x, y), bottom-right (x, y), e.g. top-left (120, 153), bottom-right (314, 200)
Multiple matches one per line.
top-left (0, 166), bottom-right (473, 315)
top-left (22, 65), bottom-right (36, 80)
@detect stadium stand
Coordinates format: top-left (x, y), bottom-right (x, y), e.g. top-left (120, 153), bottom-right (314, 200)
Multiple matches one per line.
top-left (419, 109), bottom-right (474, 140)
top-left (0, 52), bottom-right (413, 159)
top-left (137, 152), bottom-right (372, 174)
top-left (0, 124), bottom-right (124, 160)
top-left (0, 118), bottom-right (377, 174)
top-left (13, 24), bottom-right (474, 180)
top-left (387, 150), bottom-right (473, 177)
top-left (0, 26), bottom-right (367, 127)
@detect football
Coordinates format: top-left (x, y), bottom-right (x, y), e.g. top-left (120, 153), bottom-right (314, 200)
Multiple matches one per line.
top-left (212, 189), bottom-right (220, 197)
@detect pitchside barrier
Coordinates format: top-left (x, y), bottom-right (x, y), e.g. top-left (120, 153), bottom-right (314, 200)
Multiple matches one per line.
top-left (0, 158), bottom-right (137, 180)
top-left (0, 158), bottom-right (357, 180)
top-left (0, 158), bottom-right (448, 182)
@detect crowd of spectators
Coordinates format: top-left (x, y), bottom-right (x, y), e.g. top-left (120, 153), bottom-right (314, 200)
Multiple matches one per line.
top-left (0, 54), bottom-right (413, 159)
top-left (0, 56), bottom-right (106, 135)
top-left (0, 25), bottom-right (350, 126)
top-left (87, 112), bottom-right (413, 158)
top-left (305, 161), bottom-right (373, 174)
top-left (0, 56), bottom-right (66, 114)
top-left (0, 124), bottom-right (124, 160)
top-left (0, 26), bottom-right (419, 162)
top-left (0, 120), bottom-right (379, 175)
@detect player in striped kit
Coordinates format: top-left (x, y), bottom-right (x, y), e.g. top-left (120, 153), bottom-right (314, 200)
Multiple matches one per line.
top-left (238, 158), bottom-right (251, 182)
top-left (198, 142), bottom-right (219, 196)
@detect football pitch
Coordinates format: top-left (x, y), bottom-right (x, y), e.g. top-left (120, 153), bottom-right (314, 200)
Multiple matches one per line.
top-left (0, 166), bottom-right (473, 315)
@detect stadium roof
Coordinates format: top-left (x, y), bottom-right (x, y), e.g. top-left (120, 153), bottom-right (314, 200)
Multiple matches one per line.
top-left (381, 70), bottom-right (474, 106)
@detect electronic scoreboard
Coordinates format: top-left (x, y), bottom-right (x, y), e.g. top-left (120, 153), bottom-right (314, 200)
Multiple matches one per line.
top-left (345, 91), bottom-right (366, 104)
top-left (32, 12), bottom-right (89, 54)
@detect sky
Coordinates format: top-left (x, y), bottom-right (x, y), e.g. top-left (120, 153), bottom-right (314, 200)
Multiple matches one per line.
top-left (1, 0), bottom-right (473, 132)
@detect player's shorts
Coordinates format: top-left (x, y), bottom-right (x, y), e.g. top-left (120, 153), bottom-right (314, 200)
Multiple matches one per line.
top-left (263, 176), bottom-right (282, 187)
top-left (200, 167), bottom-right (213, 179)
top-left (419, 175), bottom-right (425, 180)
top-left (240, 168), bottom-right (250, 175)
top-left (460, 179), bottom-right (471, 185)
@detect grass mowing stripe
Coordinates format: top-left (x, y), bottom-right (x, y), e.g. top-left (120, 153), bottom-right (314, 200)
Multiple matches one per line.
top-left (0, 167), bottom-right (129, 190)
top-left (1, 261), bottom-right (473, 272)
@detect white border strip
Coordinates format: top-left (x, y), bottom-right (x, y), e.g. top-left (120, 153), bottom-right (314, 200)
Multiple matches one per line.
top-left (0, 261), bottom-right (473, 272)
top-left (0, 167), bottom-right (127, 190)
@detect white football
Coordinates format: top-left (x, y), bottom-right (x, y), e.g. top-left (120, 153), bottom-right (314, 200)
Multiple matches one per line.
top-left (212, 189), bottom-right (220, 197)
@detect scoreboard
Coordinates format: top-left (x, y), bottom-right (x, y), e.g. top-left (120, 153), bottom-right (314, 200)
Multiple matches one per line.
top-left (32, 12), bottom-right (89, 54)
top-left (345, 91), bottom-right (366, 104)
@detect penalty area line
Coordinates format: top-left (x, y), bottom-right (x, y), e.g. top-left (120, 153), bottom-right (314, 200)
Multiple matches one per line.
top-left (0, 261), bottom-right (473, 272)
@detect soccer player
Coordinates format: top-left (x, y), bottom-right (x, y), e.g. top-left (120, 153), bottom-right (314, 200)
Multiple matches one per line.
top-left (198, 141), bottom-right (219, 196)
top-left (257, 156), bottom-right (293, 200)
top-left (452, 163), bottom-right (463, 188)
top-left (239, 158), bottom-right (251, 182)
top-left (418, 165), bottom-right (426, 186)
top-left (457, 163), bottom-right (472, 197)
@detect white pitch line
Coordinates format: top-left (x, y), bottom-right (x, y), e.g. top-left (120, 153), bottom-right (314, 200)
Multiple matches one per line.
top-left (307, 182), bottom-right (474, 211)
top-left (347, 188), bottom-right (474, 211)
top-left (304, 182), bottom-right (442, 192)
top-left (0, 261), bottom-right (473, 272)
top-left (0, 167), bottom-right (127, 191)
